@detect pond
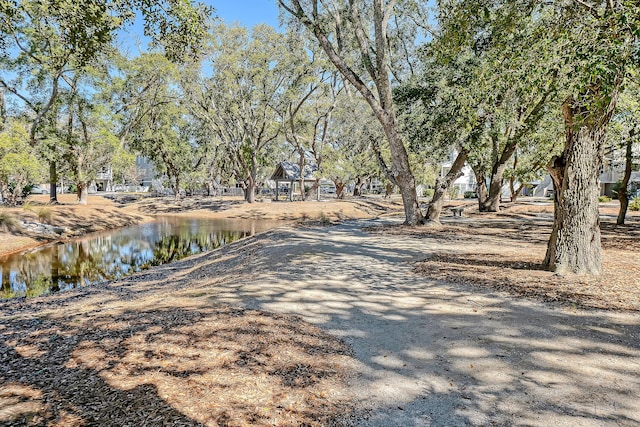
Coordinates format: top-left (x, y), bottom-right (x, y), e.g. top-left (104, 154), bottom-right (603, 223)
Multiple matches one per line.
top-left (0, 216), bottom-right (280, 299)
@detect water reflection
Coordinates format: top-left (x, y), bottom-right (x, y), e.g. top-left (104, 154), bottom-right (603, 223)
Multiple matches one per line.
top-left (0, 217), bottom-right (275, 299)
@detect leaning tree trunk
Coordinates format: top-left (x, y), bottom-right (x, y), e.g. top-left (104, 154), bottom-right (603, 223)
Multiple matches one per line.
top-left (545, 102), bottom-right (606, 275)
top-left (617, 131), bottom-right (635, 225)
top-left (424, 148), bottom-right (469, 225)
top-left (482, 143), bottom-right (517, 212)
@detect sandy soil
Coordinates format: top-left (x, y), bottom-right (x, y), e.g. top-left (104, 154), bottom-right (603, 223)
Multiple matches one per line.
top-left (1, 197), bottom-right (639, 426)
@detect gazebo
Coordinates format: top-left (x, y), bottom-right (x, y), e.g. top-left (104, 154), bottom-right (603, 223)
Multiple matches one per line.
top-left (270, 161), bottom-right (318, 201)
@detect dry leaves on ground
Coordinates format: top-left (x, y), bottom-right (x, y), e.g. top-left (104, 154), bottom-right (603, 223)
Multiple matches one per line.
top-left (368, 217), bottom-right (640, 311)
top-left (0, 303), bottom-right (356, 427)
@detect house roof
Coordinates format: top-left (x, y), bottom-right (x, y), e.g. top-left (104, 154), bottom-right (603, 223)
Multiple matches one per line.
top-left (271, 161), bottom-right (318, 182)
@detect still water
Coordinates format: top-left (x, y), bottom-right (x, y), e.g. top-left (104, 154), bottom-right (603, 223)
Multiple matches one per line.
top-left (0, 216), bottom-right (278, 299)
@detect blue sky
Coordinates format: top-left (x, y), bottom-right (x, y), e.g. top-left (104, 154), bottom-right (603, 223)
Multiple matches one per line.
top-left (210, 0), bottom-right (281, 28)
top-left (117, 0), bottom-right (282, 55)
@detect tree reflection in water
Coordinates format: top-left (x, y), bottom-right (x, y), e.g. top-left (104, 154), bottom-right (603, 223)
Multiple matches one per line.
top-left (0, 217), bottom-right (268, 299)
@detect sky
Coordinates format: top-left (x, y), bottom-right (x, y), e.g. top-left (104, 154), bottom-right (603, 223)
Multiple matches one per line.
top-left (210, 0), bottom-right (281, 29)
top-left (117, 0), bottom-right (282, 56)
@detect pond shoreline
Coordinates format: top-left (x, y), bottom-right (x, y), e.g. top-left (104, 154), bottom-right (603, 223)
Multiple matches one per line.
top-left (1, 194), bottom-right (404, 258)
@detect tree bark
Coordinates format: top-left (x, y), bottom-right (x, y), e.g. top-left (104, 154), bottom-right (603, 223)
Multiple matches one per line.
top-left (333, 179), bottom-right (345, 199)
top-left (0, 87), bottom-right (6, 130)
top-left (77, 182), bottom-right (89, 205)
top-left (279, 0), bottom-right (423, 225)
top-left (424, 148), bottom-right (469, 224)
top-left (617, 131), bottom-right (634, 225)
top-left (482, 142), bottom-right (517, 212)
top-left (544, 100), bottom-right (605, 275)
top-left (244, 179), bottom-right (256, 203)
top-left (49, 161), bottom-right (58, 204)
top-left (471, 165), bottom-right (488, 211)
top-left (353, 176), bottom-right (363, 196)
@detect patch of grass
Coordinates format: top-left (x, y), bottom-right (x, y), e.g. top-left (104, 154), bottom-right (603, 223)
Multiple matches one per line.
top-left (35, 207), bottom-right (54, 224)
top-left (22, 201), bottom-right (34, 212)
top-left (599, 196), bottom-right (611, 203)
top-left (0, 210), bottom-right (21, 232)
top-left (22, 201), bottom-right (53, 224)
top-left (318, 211), bottom-right (331, 225)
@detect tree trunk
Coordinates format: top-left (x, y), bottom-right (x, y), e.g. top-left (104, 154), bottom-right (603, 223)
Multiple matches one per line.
top-left (383, 115), bottom-right (423, 224)
top-left (384, 183), bottom-right (394, 198)
top-left (509, 176), bottom-right (524, 203)
top-left (1, 266), bottom-right (10, 295)
top-left (545, 101), bottom-right (605, 275)
top-left (617, 132), bottom-right (634, 225)
top-left (482, 150), bottom-right (516, 212)
top-left (244, 178), bottom-right (256, 203)
top-left (353, 176), bottom-right (363, 196)
top-left (424, 149), bottom-right (468, 224)
top-left (49, 161), bottom-right (58, 204)
top-left (333, 179), bottom-right (345, 199)
top-left (472, 166), bottom-right (488, 211)
top-left (76, 182), bottom-right (89, 205)
top-left (173, 174), bottom-right (181, 200)
top-left (0, 87), bottom-right (5, 130)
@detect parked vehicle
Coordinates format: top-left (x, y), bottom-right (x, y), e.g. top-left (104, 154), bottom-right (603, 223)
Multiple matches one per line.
top-left (29, 185), bottom-right (49, 194)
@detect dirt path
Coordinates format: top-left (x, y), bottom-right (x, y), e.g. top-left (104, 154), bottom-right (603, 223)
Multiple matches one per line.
top-left (193, 219), bottom-right (640, 426)
top-left (1, 215), bottom-right (639, 426)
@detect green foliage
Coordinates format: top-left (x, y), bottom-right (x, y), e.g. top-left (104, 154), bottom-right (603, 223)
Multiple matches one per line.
top-left (0, 121), bottom-right (43, 206)
top-left (422, 188), bottom-right (434, 198)
top-left (629, 197), bottom-right (640, 211)
top-left (599, 196), bottom-right (611, 203)
top-left (464, 191), bottom-right (477, 199)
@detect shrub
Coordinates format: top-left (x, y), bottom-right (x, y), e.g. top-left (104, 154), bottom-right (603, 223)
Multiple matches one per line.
top-left (629, 197), bottom-right (640, 211)
top-left (422, 188), bottom-right (434, 198)
top-left (599, 196), bottom-right (611, 203)
top-left (0, 210), bottom-right (21, 232)
top-left (464, 191), bottom-right (478, 199)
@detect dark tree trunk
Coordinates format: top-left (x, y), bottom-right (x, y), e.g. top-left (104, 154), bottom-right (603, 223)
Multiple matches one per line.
top-left (298, 153), bottom-right (307, 201)
top-left (0, 87), bottom-right (6, 130)
top-left (424, 148), bottom-right (469, 224)
top-left (472, 166), bottom-right (488, 211)
top-left (353, 176), bottom-right (363, 197)
top-left (1, 266), bottom-right (10, 295)
top-left (544, 100), bottom-right (605, 275)
top-left (617, 131), bottom-right (635, 225)
top-left (49, 161), bottom-right (58, 204)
